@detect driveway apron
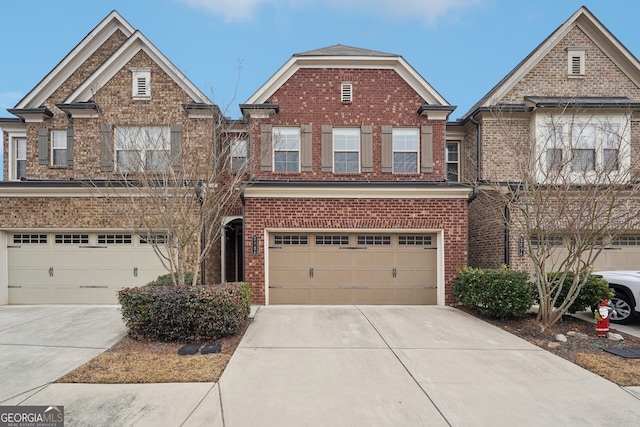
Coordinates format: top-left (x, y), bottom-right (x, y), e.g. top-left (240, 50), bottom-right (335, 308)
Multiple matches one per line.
top-left (0, 305), bottom-right (126, 404)
top-left (218, 305), bottom-right (640, 426)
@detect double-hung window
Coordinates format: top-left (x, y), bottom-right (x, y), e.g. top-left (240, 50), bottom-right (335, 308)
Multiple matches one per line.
top-left (51, 130), bottom-right (67, 166)
top-left (13, 137), bottom-right (27, 180)
top-left (273, 127), bottom-right (300, 172)
top-left (393, 128), bottom-right (419, 173)
top-left (333, 128), bottom-right (360, 173)
top-left (535, 113), bottom-right (629, 182)
top-left (115, 126), bottom-right (170, 172)
top-left (231, 139), bottom-right (247, 172)
top-left (446, 141), bottom-right (460, 181)
top-left (570, 123), bottom-right (596, 172)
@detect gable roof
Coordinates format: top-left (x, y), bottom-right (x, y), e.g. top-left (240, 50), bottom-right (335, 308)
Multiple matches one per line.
top-left (64, 30), bottom-right (211, 104)
top-left (245, 44), bottom-right (449, 106)
top-left (14, 10), bottom-right (211, 109)
top-left (15, 11), bottom-right (135, 109)
top-left (462, 6), bottom-right (640, 120)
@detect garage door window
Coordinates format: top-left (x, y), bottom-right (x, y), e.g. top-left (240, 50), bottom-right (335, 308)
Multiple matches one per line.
top-left (140, 234), bottom-right (168, 244)
top-left (274, 235), bottom-right (308, 245)
top-left (316, 235), bottom-right (349, 245)
top-left (612, 236), bottom-right (640, 246)
top-left (55, 234), bottom-right (89, 244)
top-left (98, 234), bottom-right (132, 244)
top-left (399, 235), bottom-right (432, 246)
top-left (13, 234), bottom-right (47, 244)
top-left (357, 235), bottom-right (391, 245)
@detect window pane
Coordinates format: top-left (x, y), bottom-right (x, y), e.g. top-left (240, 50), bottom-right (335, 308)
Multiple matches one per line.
top-left (392, 129), bottom-right (419, 151)
top-left (334, 152), bottom-right (359, 173)
top-left (273, 128), bottom-right (300, 150)
top-left (146, 150), bottom-right (170, 172)
top-left (274, 151), bottom-right (299, 172)
top-left (333, 129), bottom-right (359, 150)
top-left (51, 131), bottom-right (67, 149)
top-left (603, 148), bottom-right (619, 172)
top-left (393, 152), bottom-right (418, 173)
top-left (53, 150), bottom-right (67, 166)
top-left (16, 139), bottom-right (27, 158)
top-left (546, 148), bottom-right (563, 171)
top-left (17, 160), bottom-right (26, 179)
top-left (571, 149), bottom-right (595, 172)
top-left (117, 150), bottom-right (142, 172)
top-left (447, 164), bottom-right (459, 182)
top-left (571, 124), bottom-right (595, 147)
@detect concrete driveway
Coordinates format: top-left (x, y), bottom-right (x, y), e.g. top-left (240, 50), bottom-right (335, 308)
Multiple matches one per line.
top-left (219, 305), bottom-right (640, 426)
top-left (0, 305), bottom-right (125, 404)
top-left (4, 305), bottom-right (640, 426)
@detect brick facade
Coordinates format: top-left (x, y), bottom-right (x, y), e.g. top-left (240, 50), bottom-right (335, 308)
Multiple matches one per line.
top-left (244, 196), bottom-right (468, 305)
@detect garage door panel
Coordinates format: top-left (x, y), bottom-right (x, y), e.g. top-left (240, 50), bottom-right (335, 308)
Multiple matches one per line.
top-left (268, 232), bottom-right (439, 305)
top-left (8, 232), bottom-right (168, 304)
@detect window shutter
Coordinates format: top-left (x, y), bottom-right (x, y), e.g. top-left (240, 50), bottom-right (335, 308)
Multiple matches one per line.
top-left (38, 128), bottom-right (49, 165)
top-left (381, 126), bottom-right (392, 173)
top-left (260, 124), bottom-right (272, 171)
top-left (100, 124), bottom-right (113, 172)
top-left (361, 125), bottom-right (373, 172)
top-left (321, 125), bottom-right (333, 172)
top-left (300, 124), bottom-right (312, 172)
top-left (421, 125), bottom-right (433, 173)
top-left (66, 128), bottom-right (74, 166)
top-left (170, 125), bottom-right (182, 171)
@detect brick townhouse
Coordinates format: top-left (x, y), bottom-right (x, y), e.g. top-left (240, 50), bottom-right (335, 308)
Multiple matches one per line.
top-left (2, 6), bottom-right (640, 306)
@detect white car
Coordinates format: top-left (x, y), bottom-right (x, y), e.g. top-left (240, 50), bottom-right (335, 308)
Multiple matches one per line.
top-left (593, 271), bottom-right (640, 324)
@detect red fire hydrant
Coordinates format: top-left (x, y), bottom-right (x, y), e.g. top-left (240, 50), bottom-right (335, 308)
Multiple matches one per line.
top-left (595, 300), bottom-right (611, 337)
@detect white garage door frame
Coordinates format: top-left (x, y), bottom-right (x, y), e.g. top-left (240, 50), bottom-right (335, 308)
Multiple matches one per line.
top-left (263, 227), bottom-right (445, 305)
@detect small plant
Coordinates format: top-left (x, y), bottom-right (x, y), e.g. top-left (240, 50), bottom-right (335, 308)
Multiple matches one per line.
top-left (453, 266), bottom-right (534, 318)
top-left (534, 271), bottom-right (613, 314)
top-left (118, 281), bottom-right (250, 341)
top-left (146, 272), bottom-right (194, 286)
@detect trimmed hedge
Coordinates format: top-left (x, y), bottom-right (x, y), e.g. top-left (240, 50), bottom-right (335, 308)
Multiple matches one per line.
top-left (453, 266), bottom-right (534, 318)
top-left (534, 271), bottom-right (613, 314)
top-left (146, 272), bottom-right (194, 286)
top-left (118, 281), bottom-right (251, 341)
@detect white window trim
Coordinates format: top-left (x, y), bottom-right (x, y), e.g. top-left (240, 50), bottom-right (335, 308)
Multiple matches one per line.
top-left (567, 47), bottom-right (586, 77)
top-left (332, 128), bottom-right (361, 173)
top-left (534, 112), bottom-right (631, 184)
top-left (272, 127), bottom-right (300, 172)
top-left (392, 128), bottom-right (420, 174)
top-left (50, 130), bottom-right (67, 166)
top-left (130, 67), bottom-right (151, 99)
top-left (8, 131), bottom-right (27, 181)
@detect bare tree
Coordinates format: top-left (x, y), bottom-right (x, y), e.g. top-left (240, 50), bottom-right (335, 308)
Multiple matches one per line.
top-left (88, 105), bottom-right (248, 287)
top-left (481, 104), bottom-right (640, 329)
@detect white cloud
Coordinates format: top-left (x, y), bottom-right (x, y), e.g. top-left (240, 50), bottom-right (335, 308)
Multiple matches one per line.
top-left (178, 0), bottom-right (484, 26)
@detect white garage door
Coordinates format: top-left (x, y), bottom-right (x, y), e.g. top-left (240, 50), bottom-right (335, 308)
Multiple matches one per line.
top-left (269, 232), bottom-right (438, 304)
top-left (538, 235), bottom-right (640, 271)
top-left (8, 232), bottom-right (169, 304)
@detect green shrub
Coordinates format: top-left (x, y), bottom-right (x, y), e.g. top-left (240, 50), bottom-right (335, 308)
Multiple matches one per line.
top-left (146, 272), bottom-right (194, 287)
top-left (232, 282), bottom-right (252, 316)
top-left (453, 266), bottom-right (534, 318)
top-left (118, 282), bottom-right (248, 341)
top-left (534, 271), bottom-right (614, 314)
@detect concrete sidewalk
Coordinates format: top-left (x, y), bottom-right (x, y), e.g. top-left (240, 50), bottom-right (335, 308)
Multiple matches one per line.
top-left (5, 305), bottom-right (640, 426)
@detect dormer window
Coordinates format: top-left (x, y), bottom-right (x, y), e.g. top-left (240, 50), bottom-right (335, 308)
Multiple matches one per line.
top-left (341, 82), bottom-right (352, 103)
top-left (567, 47), bottom-right (586, 77)
top-left (131, 67), bottom-right (151, 99)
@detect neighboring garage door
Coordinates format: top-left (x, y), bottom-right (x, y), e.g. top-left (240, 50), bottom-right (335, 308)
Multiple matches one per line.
top-left (8, 232), bottom-right (169, 304)
top-left (536, 235), bottom-right (640, 271)
top-left (269, 232), bottom-right (437, 304)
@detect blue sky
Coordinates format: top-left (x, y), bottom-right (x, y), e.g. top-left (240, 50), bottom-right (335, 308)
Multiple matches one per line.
top-left (2, 0), bottom-right (640, 174)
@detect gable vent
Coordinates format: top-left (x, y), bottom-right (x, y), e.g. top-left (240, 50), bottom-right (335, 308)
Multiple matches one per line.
top-left (571, 56), bottom-right (581, 75)
top-left (341, 83), bottom-right (352, 102)
top-left (136, 77), bottom-right (148, 96)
